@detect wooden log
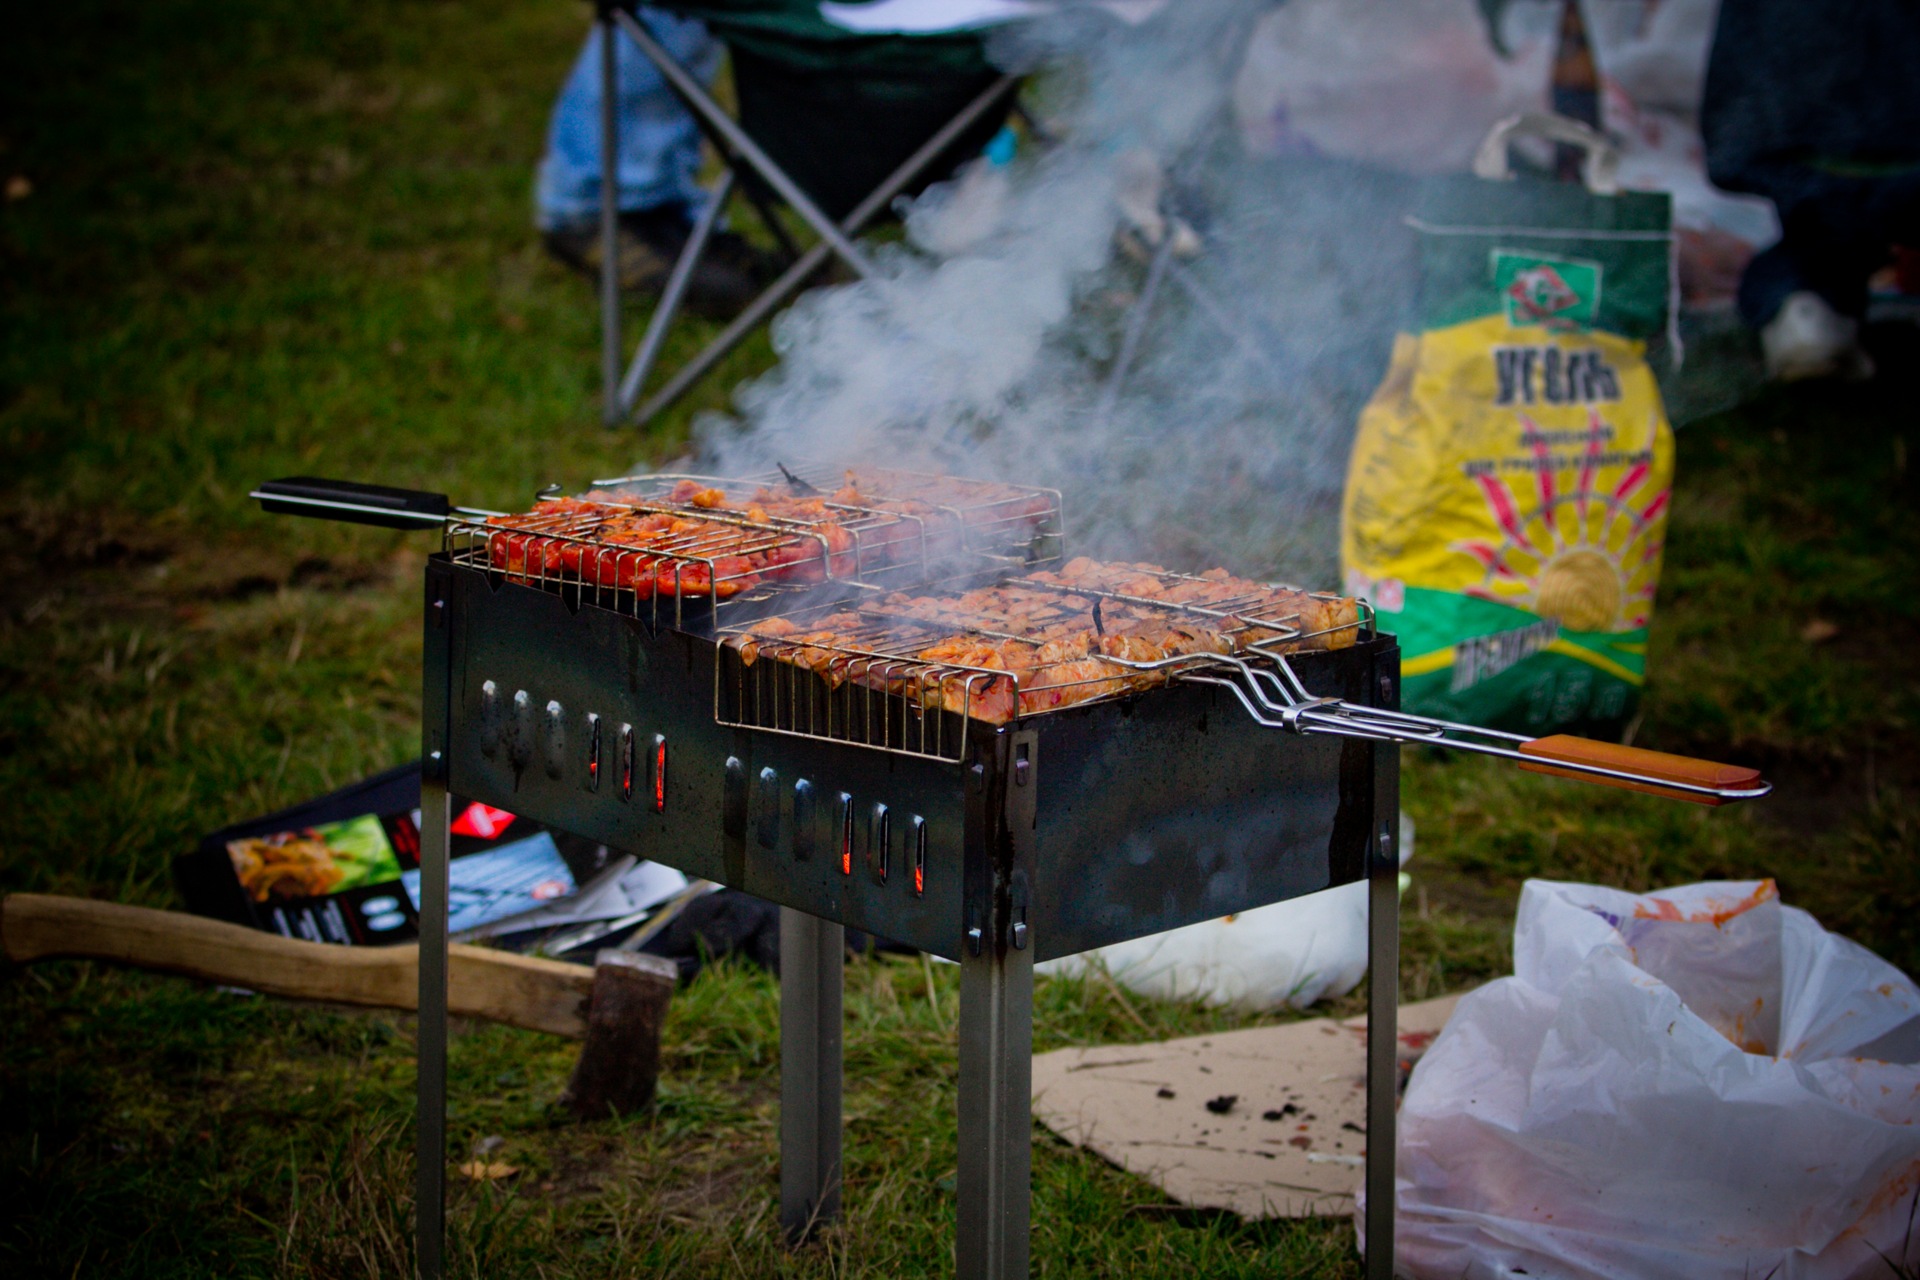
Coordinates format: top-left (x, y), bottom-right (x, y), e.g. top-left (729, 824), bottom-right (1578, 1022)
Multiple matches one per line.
top-left (560, 949), bottom-right (679, 1118)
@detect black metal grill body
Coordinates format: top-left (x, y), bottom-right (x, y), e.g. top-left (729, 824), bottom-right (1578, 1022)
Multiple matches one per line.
top-left (426, 557), bottom-right (1397, 963)
top-left (416, 553), bottom-right (1404, 1280)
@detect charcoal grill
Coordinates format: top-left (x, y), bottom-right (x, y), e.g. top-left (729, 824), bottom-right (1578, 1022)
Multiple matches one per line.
top-left (256, 471), bottom-right (1768, 1280)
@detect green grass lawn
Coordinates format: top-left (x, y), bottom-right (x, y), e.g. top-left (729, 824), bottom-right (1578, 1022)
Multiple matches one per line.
top-left (4, 1), bottom-right (1917, 1275)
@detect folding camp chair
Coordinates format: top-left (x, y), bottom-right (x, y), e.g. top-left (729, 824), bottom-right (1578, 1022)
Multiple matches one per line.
top-left (588, 0), bottom-right (1022, 427)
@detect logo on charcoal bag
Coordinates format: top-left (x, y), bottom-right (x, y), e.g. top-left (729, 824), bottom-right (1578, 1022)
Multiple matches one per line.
top-left (1494, 251), bottom-right (1601, 330)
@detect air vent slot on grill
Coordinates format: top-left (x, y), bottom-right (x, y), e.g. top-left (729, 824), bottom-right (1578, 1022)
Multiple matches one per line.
top-left (837, 793), bottom-right (854, 876)
top-left (867, 803), bottom-right (890, 886)
top-left (911, 815), bottom-right (927, 897)
top-left (723, 757), bottom-right (747, 840)
top-left (756, 767), bottom-right (780, 849)
top-left (479, 680), bottom-right (502, 758)
top-left (792, 780), bottom-right (816, 860)
top-left (584, 714), bottom-right (601, 792)
top-left (543, 700), bottom-right (566, 780)
top-left (651, 734), bottom-right (668, 813)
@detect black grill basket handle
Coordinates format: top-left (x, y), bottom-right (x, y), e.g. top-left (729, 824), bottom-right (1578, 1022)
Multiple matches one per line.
top-left (253, 477), bottom-right (452, 530)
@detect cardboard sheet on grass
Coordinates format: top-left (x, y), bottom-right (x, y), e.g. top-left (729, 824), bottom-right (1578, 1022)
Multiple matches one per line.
top-left (1032, 994), bottom-right (1461, 1218)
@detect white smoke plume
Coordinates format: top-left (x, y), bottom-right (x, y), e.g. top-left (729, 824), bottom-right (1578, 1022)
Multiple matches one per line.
top-left (687, 0), bottom-right (1418, 587)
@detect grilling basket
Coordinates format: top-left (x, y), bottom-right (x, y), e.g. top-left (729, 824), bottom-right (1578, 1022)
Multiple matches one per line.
top-left (254, 471), bottom-right (1768, 806)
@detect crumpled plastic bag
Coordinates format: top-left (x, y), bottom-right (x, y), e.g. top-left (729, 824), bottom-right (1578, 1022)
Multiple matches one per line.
top-left (1383, 878), bottom-right (1920, 1280)
top-left (1583, 0), bottom-right (1780, 308)
top-left (1231, 0), bottom-right (1558, 174)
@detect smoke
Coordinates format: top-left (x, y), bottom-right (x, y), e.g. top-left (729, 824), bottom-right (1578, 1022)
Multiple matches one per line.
top-left (686, 0), bottom-right (1418, 587)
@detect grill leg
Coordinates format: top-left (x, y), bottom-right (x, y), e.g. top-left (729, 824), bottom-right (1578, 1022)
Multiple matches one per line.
top-left (414, 778), bottom-right (451, 1280)
top-left (1364, 748), bottom-right (1401, 1280)
top-left (779, 907), bottom-right (843, 1244)
top-left (956, 933), bottom-right (1033, 1280)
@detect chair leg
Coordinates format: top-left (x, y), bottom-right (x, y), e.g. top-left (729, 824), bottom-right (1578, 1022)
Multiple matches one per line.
top-left (631, 74), bottom-right (1022, 427)
top-left (597, 8), bottom-right (623, 428)
top-left (1094, 225), bottom-right (1176, 422)
top-left (607, 7), bottom-right (876, 280)
top-left (739, 176), bottom-right (803, 265)
top-left (616, 168), bottom-right (735, 420)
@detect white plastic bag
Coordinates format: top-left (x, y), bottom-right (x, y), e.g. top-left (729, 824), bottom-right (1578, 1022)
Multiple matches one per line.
top-left (1231, 0), bottom-right (1558, 174)
top-left (1035, 814), bottom-right (1412, 1012)
top-left (1387, 878), bottom-right (1920, 1280)
top-left (1582, 0), bottom-right (1781, 308)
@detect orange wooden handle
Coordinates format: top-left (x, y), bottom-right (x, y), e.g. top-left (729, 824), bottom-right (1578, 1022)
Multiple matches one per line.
top-left (1517, 735), bottom-right (1765, 806)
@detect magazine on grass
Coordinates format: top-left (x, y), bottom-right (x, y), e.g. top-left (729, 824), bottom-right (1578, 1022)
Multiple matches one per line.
top-left (178, 763), bottom-right (682, 948)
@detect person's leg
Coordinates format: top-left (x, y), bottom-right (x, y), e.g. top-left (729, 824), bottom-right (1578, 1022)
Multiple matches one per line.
top-left (1747, 199), bottom-right (1875, 381)
top-left (1735, 167), bottom-right (1920, 379)
top-left (535, 9), bottom-right (718, 233)
top-left (1735, 239), bottom-right (1803, 334)
top-left (1744, 169), bottom-right (1920, 322)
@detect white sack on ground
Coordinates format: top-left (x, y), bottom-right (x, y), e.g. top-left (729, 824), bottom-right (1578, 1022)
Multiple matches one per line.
top-left (1382, 877), bottom-right (1920, 1280)
top-left (1036, 813), bottom-right (1412, 1011)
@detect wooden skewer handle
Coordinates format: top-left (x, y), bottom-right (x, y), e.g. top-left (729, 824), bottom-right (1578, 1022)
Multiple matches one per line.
top-left (1517, 735), bottom-right (1765, 806)
top-left (0, 893), bottom-right (592, 1039)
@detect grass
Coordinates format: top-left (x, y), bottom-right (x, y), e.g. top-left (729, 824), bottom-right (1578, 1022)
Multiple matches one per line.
top-left (3, 0), bottom-right (1917, 1275)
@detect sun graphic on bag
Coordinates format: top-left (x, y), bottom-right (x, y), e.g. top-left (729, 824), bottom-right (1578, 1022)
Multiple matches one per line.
top-left (1452, 408), bottom-right (1668, 633)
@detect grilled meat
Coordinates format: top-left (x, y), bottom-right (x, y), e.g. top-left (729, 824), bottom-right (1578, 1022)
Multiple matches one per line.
top-left (484, 492), bottom-right (856, 599)
top-left (726, 561), bottom-right (1362, 725)
top-left (489, 472), bottom-right (1056, 599)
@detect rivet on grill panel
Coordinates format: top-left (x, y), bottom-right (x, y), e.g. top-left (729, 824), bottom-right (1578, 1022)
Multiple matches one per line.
top-left (723, 757), bottom-right (747, 840)
top-left (584, 714), bottom-right (601, 792)
top-left (543, 700), bottom-right (566, 780)
top-left (867, 803), bottom-right (890, 886)
top-left (478, 680), bottom-right (502, 759)
top-left (792, 779), bottom-right (816, 860)
top-left (911, 815), bottom-right (927, 897)
top-left (837, 792), bottom-right (854, 876)
top-left (618, 723), bottom-right (635, 801)
top-left (756, 767), bottom-right (779, 849)
top-left (651, 734), bottom-right (667, 813)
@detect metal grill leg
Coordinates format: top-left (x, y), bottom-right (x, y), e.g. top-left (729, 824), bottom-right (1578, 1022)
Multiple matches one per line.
top-left (780, 907), bottom-right (843, 1243)
top-left (1364, 746), bottom-right (1401, 1280)
top-left (414, 778), bottom-right (452, 1280)
top-left (956, 934), bottom-right (1033, 1280)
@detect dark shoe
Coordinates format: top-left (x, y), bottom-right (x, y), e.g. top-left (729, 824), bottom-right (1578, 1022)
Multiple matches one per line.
top-left (624, 205), bottom-right (780, 322)
top-left (545, 205), bottom-right (780, 323)
top-left (542, 220), bottom-right (675, 293)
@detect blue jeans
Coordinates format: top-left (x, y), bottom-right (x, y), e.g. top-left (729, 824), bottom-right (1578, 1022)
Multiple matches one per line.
top-left (534, 9), bottom-right (718, 232)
